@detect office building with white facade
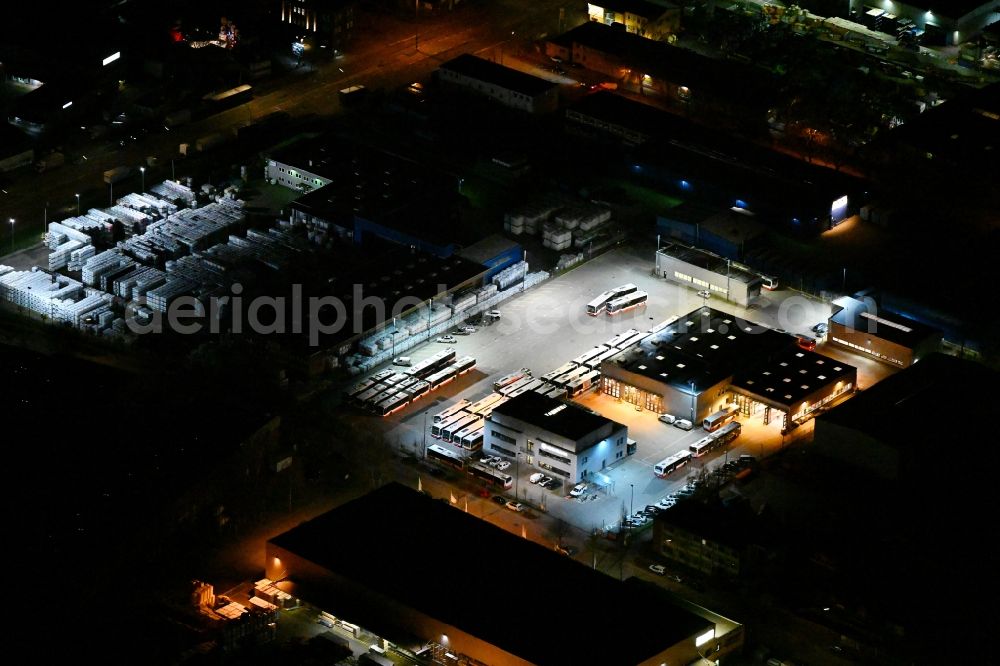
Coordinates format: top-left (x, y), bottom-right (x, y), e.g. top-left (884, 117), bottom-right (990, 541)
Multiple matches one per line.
top-left (484, 391), bottom-right (628, 482)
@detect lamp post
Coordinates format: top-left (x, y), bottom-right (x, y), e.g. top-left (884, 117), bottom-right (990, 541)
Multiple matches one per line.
top-left (140, 166), bottom-right (145, 193)
top-left (8, 218), bottom-right (13, 253)
top-left (629, 483), bottom-right (634, 517)
top-left (690, 380), bottom-right (696, 423)
top-left (75, 193), bottom-right (80, 215)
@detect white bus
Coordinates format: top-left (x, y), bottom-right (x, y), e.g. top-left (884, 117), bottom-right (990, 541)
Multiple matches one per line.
top-left (450, 356), bottom-right (477, 375)
top-left (606, 290), bottom-right (648, 316)
top-left (689, 434), bottom-right (720, 458)
top-left (573, 346), bottom-right (609, 367)
top-left (509, 378), bottom-right (544, 397)
top-left (587, 283), bottom-right (638, 316)
top-left (427, 443), bottom-right (464, 470)
top-left (703, 407), bottom-right (738, 432)
top-left (375, 392), bottom-right (410, 417)
top-left (459, 426), bottom-right (485, 452)
top-left (468, 393), bottom-right (505, 417)
top-left (468, 462), bottom-right (513, 489)
top-left (431, 411), bottom-right (471, 438)
top-left (653, 450), bottom-right (692, 477)
top-left (711, 421), bottom-right (741, 447)
top-left (433, 399), bottom-right (471, 424)
top-left (499, 375), bottom-right (535, 396)
top-left (408, 381), bottom-right (430, 400)
top-left (566, 369), bottom-right (601, 398)
top-left (426, 366), bottom-right (457, 390)
top-left (760, 275), bottom-right (779, 290)
top-left (541, 362), bottom-right (579, 383)
top-left (494, 368), bottom-right (531, 392)
top-left (445, 414), bottom-right (481, 443)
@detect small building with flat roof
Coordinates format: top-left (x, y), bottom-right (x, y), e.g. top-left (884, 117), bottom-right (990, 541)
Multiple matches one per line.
top-left (827, 296), bottom-right (941, 368)
top-left (586, 0), bottom-right (681, 40)
top-left (436, 54), bottom-right (560, 114)
top-left (265, 482), bottom-right (743, 665)
top-left (655, 244), bottom-right (762, 307)
top-left (485, 390), bottom-right (628, 482)
top-left (657, 202), bottom-right (768, 261)
top-left (848, 0), bottom-right (998, 45)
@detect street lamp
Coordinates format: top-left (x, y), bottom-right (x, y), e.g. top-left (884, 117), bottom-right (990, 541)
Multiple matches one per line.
top-left (8, 218), bottom-right (13, 252)
top-left (140, 166), bottom-right (145, 193)
top-left (75, 193), bottom-right (80, 215)
top-left (689, 380), bottom-right (696, 423)
top-left (629, 483), bottom-right (634, 517)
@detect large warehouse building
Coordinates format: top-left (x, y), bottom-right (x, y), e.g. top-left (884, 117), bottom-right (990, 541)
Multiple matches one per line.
top-left (266, 483), bottom-right (744, 665)
top-left (655, 244), bottom-right (763, 307)
top-left (601, 307), bottom-right (857, 431)
top-left (827, 296), bottom-right (941, 368)
top-left (485, 391), bottom-right (629, 482)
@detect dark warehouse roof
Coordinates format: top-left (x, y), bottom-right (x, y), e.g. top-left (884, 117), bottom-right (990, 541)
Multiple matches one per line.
top-left (439, 54), bottom-right (559, 97)
top-left (269, 483), bottom-right (711, 665)
top-left (490, 390), bottom-right (622, 445)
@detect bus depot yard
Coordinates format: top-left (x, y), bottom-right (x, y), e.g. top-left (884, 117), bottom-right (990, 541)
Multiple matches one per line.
top-left (336, 248), bottom-right (890, 533)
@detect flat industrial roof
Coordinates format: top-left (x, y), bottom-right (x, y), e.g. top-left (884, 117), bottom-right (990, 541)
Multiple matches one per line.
top-left (730, 348), bottom-right (857, 409)
top-left (457, 234), bottom-right (521, 265)
top-left (439, 54), bottom-right (559, 97)
top-left (657, 245), bottom-right (759, 285)
top-left (829, 296), bottom-right (941, 348)
top-left (816, 353), bottom-right (996, 451)
top-left (491, 391), bottom-right (621, 447)
top-left (594, 0), bottom-right (679, 19)
top-left (270, 483), bottom-right (710, 665)
top-left (607, 307), bottom-right (793, 391)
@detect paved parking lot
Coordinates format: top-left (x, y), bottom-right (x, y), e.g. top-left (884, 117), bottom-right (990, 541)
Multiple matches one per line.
top-left (345, 246), bottom-right (896, 532)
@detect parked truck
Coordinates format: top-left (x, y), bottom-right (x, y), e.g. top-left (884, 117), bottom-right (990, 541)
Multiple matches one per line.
top-left (103, 166), bottom-right (132, 184)
top-left (35, 152), bottom-right (66, 173)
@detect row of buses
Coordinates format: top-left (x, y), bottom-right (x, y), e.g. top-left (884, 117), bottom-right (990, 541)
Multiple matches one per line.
top-left (653, 421), bottom-right (743, 477)
top-left (586, 283), bottom-right (649, 316)
top-left (343, 349), bottom-right (476, 416)
top-left (426, 444), bottom-right (514, 490)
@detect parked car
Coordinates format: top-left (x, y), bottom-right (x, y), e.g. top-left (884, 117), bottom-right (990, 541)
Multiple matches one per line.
top-left (811, 322), bottom-right (828, 335)
top-left (570, 483), bottom-right (588, 497)
top-left (505, 501), bottom-right (525, 512)
top-left (489, 458), bottom-right (504, 468)
top-left (492, 495), bottom-right (506, 505)
top-left (658, 413), bottom-right (677, 425)
top-left (481, 455), bottom-right (498, 466)
top-left (644, 505), bottom-right (661, 515)
top-left (458, 325), bottom-right (476, 334)
top-left (486, 310), bottom-right (501, 320)
top-left (529, 472), bottom-right (545, 484)
top-left (495, 461), bottom-right (511, 471)
top-left (655, 498), bottom-right (675, 510)
top-left (796, 335), bottom-right (817, 351)
top-left (392, 356), bottom-right (412, 366)
top-left (673, 419), bottom-right (694, 431)
top-left (436, 335), bottom-right (456, 343)
top-left (539, 476), bottom-right (555, 488)
top-left (649, 564), bottom-right (667, 575)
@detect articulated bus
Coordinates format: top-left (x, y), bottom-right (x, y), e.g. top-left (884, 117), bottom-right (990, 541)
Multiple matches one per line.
top-left (407, 348), bottom-right (457, 379)
top-left (566, 370), bottom-right (601, 398)
top-left (573, 346), bottom-right (609, 367)
top-left (606, 290), bottom-right (648, 316)
top-left (353, 385), bottom-right (385, 406)
top-left (427, 443), bottom-right (465, 470)
top-left (431, 411), bottom-right (470, 438)
top-left (344, 378), bottom-right (376, 402)
top-left (586, 347), bottom-right (623, 371)
top-left (541, 362), bottom-right (579, 383)
top-left (408, 381), bottom-right (430, 400)
top-left (460, 427), bottom-right (485, 452)
top-left (494, 368), bottom-right (531, 392)
top-left (433, 399), bottom-right (472, 424)
top-left (509, 378), bottom-right (544, 397)
top-left (426, 366), bottom-right (457, 390)
top-left (442, 414), bottom-right (480, 442)
top-left (586, 283), bottom-right (638, 316)
top-left (452, 418), bottom-right (484, 445)
top-left (703, 407), bottom-right (738, 432)
top-left (450, 356), bottom-right (476, 375)
top-left (653, 450), bottom-right (692, 477)
top-left (689, 434), bottom-right (721, 458)
top-left (376, 392), bottom-right (411, 417)
top-left (468, 393), bottom-right (505, 417)
top-left (499, 375), bottom-right (535, 396)
top-left (615, 330), bottom-right (648, 350)
top-left (468, 462), bottom-right (513, 489)
top-left (711, 421), bottom-right (741, 446)
top-left (367, 390), bottom-right (397, 412)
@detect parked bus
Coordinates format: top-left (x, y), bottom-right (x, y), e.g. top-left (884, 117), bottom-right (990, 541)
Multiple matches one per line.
top-left (426, 366), bottom-right (457, 390)
top-left (541, 362), bottom-right (579, 383)
top-left (703, 407), bottom-right (738, 432)
top-left (345, 379), bottom-right (377, 403)
top-left (408, 381), bottom-right (430, 400)
top-left (494, 368), bottom-right (531, 392)
top-left (711, 421), bottom-right (741, 446)
top-left (499, 375), bottom-right (535, 396)
top-left (689, 434), bottom-right (721, 458)
top-left (433, 399), bottom-right (472, 424)
top-left (443, 414), bottom-right (480, 442)
top-left (427, 443), bottom-right (464, 470)
top-left (760, 275), bottom-right (779, 291)
top-left (566, 370), bottom-right (601, 398)
top-left (366, 390), bottom-right (396, 411)
top-left (451, 417), bottom-right (482, 444)
top-left (573, 346), bottom-right (609, 367)
top-left (407, 348), bottom-right (457, 379)
top-left (615, 330), bottom-right (647, 350)
top-left (450, 356), bottom-right (476, 375)
top-left (653, 450), bottom-right (692, 477)
top-left (587, 283), bottom-right (638, 316)
top-left (376, 392), bottom-right (411, 417)
top-left (606, 290), bottom-right (648, 316)
top-left (479, 396), bottom-right (508, 418)
top-left (468, 393), bottom-right (504, 417)
top-left (432, 411), bottom-right (470, 438)
top-left (459, 426), bottom-right (485, 452)
top-left (509, 378), bottom-right (544, 397)
top-left (468, 462), bottom-right (513, 489)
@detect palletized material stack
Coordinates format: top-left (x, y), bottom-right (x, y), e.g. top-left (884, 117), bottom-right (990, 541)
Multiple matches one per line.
top-left (145, 277), bottom-right (197, 312)
top-left (0, 268), bottom-right (86, 320)
top-left (450, 291), bottom-right (477, 314)
top-left (504, 199), bottom-right (564, 236)
top-left (82, 250), bottom-right (134, 287)
top-left (491, 260), bottom-right (528, 290)
top-left (542, 222), bottom-right (573, 251)
top-left (476, 283), bottom-right (498, 302)
top-left (67, 244), bottom-right (96, 272)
